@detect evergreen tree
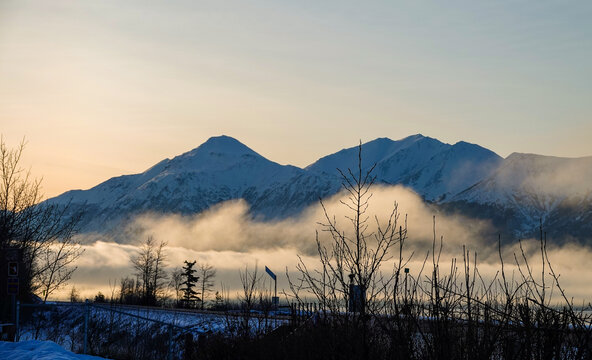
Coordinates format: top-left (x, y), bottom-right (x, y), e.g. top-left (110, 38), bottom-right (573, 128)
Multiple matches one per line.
top-left (181, 260), bottom-right (199, 307)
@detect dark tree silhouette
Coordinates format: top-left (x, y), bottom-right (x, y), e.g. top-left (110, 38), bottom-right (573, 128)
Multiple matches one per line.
top-left (199, 262), bottom-right (216, 309)
top-left (131, 236), bottom-right (168, 305)
top-left (181, 260), bottom-right (199, 307)
top-left (0, 136), bottom-right (82, 308)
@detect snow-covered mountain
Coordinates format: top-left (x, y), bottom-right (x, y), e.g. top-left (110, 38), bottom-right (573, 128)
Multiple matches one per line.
top-left (49, 136), bottom-right (340, 232)
top-left (45, 135), bottom-right (592, 242)
top-left (307, 135), bottom-right (502, 201)
top-left (448, 153), bottom-right (592, 238)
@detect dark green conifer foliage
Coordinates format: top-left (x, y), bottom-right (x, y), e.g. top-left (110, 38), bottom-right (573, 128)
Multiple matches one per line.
top-left (181, 260), bottom-right (200, 306)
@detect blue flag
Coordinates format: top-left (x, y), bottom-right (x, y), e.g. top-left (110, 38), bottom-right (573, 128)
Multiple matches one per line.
top-left (265, 266), bottom-right (276, 281)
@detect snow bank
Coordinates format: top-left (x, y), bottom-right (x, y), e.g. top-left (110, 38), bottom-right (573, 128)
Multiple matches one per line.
top-left (0, 340), bottom-right (108, 360)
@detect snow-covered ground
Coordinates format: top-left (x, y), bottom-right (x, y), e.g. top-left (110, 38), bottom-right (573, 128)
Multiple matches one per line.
top-left (15, 303), bottom-right (290, 359)
top-left (0, 340), bottom-right (108, 360)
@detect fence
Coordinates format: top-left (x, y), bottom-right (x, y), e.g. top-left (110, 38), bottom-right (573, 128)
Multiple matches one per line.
top-left (13, 299), bottom-right (592, 359)
top-left (13, 300), bottom-right (294, 359)
top-left (15, 300), bottom-right (198, 359)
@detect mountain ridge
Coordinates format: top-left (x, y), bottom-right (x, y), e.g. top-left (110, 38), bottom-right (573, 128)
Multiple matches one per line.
top-left (45, 134), bottom-right (592, 242)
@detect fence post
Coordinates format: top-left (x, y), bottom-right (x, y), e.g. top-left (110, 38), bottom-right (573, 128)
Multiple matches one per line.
top-left (15, 300), bottom-right (20, 342)
top-left (83, 299), bottom-right (89, 354)
top-left (168, 325), bottom-right (173, 360)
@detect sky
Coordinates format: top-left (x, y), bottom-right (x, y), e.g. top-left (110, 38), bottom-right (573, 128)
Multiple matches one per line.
top-left (1, 0), bottom-right (591, 198)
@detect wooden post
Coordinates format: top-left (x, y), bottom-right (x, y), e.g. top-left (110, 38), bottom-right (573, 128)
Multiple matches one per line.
top-left (15, 300), bottom-right (20, 342)
top-left (168, 325), bottom-right (173, 360)
top-left (83, 300), bottom-right (89, 354)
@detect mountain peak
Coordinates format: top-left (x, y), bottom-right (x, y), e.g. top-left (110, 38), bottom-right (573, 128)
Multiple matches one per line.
top-left (190, 135), bottom-right (260, 157)
top-left (405, 133), bottom-right (425, 140)
top-left (452, 140), bottom-right (473, 147)
top-left (362, 134), bottom-right (425, 147)
top-left (506, 152), bottom-right (540, 160)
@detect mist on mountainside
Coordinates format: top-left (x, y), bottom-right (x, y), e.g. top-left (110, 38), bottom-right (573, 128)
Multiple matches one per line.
top-left (65, 184), bottom-right (592, 302)
top-left (45, 135), bottom-right (592, 245)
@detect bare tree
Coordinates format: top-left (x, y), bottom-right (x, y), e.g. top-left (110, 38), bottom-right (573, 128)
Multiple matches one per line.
top-left (69, 286), bottom-right (80, 302)
top-left (238, 263), bottom-right (261, 336)
top-left (131, 237), bottom-right (155, 302)
top-left (118, 276), bottom-right (137, 304)
top-left (169, 267), bottom-right (183, 305)
top-left (0, 136), bottom-right (82, 304)
top-left (108, 278), bottom-right (118, 303)
top-left (292, 141), bottom-right (406, 315)
top-left (239, 263), bottom-right (260, 311)
top-left (37, 235), bottom-right (83, 302)
top-left (131, 236), bottom-right (168, 305)
top-left (198, 262), bottom-right (216, 310)
top-left (288, 141), bottom-right (407, 359)
top-left (152, 239), bottom-right (168, 300)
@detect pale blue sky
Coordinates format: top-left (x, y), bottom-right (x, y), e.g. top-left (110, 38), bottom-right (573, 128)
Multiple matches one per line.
top-left (1, 0), bottom-right (591, 197)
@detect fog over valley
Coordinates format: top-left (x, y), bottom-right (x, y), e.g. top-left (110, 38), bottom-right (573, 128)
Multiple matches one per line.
top-left (63, 184), bottom-right (592, 302)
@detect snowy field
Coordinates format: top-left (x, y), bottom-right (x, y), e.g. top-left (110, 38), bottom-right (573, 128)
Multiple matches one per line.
top-left (0, 340), bottom-right (108, 360)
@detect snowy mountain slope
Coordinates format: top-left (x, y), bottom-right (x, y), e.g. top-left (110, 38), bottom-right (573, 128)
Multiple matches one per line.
top-left (47, 136), bottom-right (340, 232)
top-left (44, 135), bottom-right (592, 242)
top-left (448, 153), bottom-right (592, 238)
top-left (307, 135), bottom-right (502, 200)
top-left (454, 153), bottom-right (592, 202)
top-left (405, 141), bottom-right (503, 200)
top-left (306, 135), bottom-right (426, 174)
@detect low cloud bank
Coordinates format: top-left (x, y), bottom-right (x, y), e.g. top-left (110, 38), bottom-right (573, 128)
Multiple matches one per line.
top-left (62, 185), bottom-right (592, 302)
top-left (118, 185), bottom-right (494, 256)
